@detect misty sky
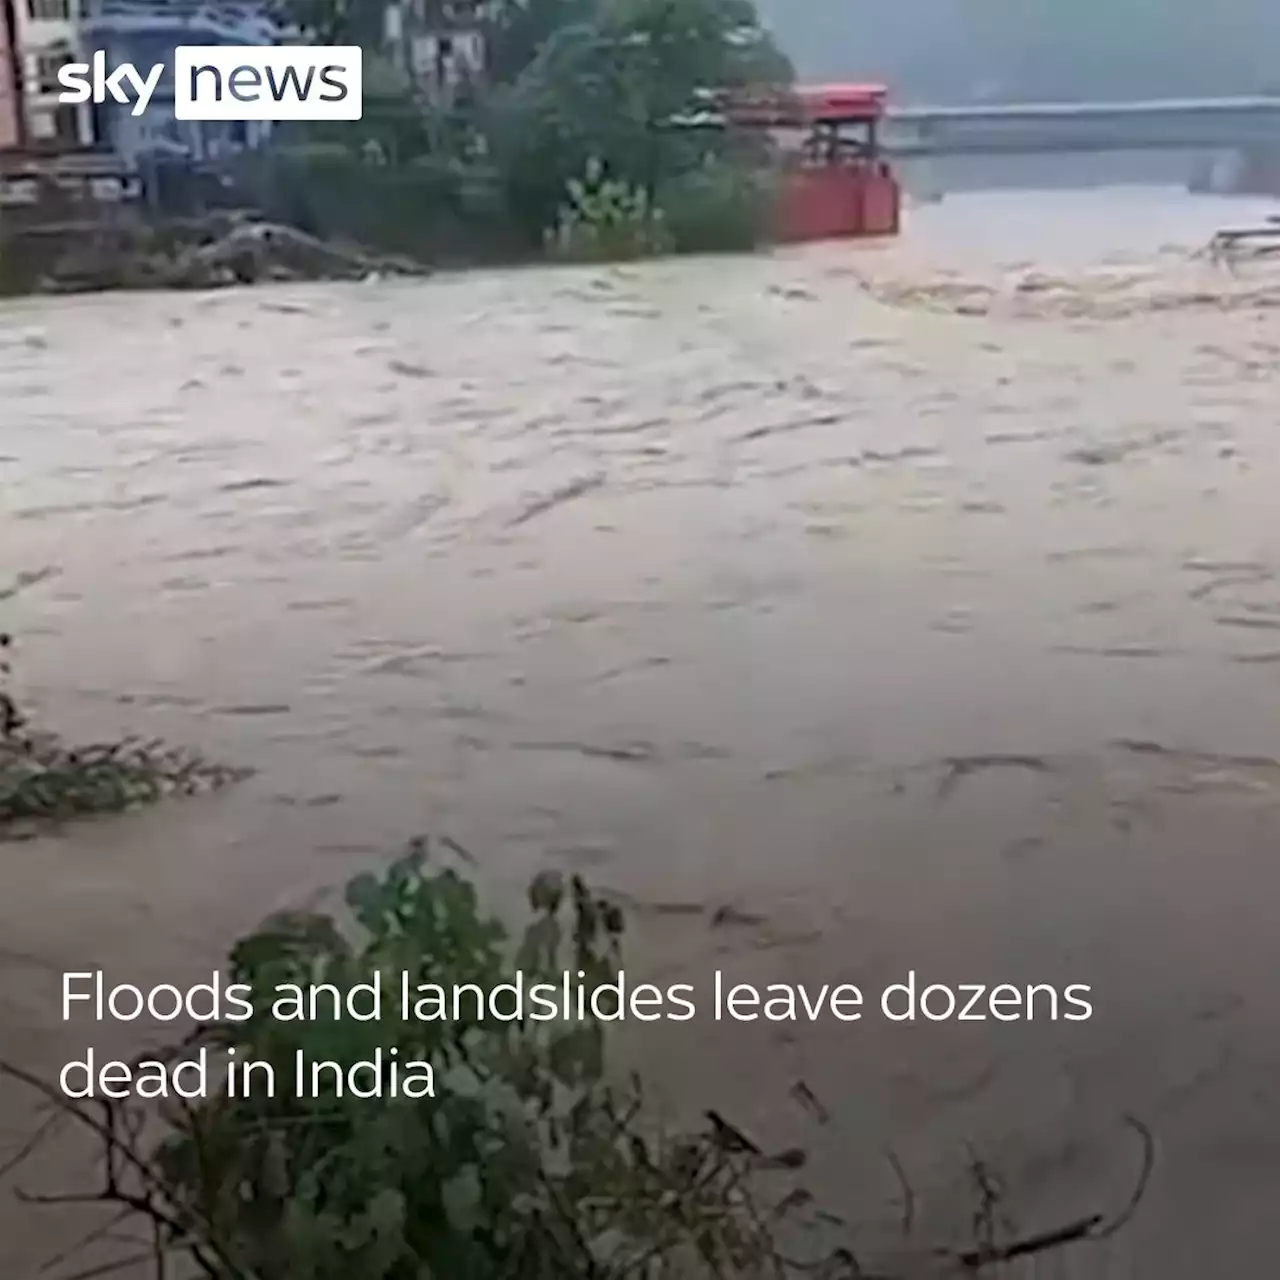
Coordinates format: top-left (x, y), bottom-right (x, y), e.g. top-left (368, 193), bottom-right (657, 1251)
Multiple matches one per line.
top-left (756, 0), bottom-right (1280, 103)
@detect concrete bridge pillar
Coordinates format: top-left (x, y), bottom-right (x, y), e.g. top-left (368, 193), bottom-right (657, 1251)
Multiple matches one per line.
top-left (892, 121), bottom-right (945, 202)
top-left (1188, 147), bottom-right (1274, 195)
top-left (899, 158), bottom-right (945, 204)
top-left (1205, 149), bottom-right (1246, 194)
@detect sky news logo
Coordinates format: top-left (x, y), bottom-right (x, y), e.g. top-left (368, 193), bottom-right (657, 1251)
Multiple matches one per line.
top-left (57, 47), bottom-right (363, 121)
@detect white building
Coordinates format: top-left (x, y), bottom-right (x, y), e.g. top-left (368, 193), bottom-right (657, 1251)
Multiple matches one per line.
top-left (9, 0), bottom-right (286, 156)
top-left (81, 0), bottom-right (284, 162)
top-left (13, 0), bottom-right (93, 147)
top-left (382, 0), bottom-right (488, 103)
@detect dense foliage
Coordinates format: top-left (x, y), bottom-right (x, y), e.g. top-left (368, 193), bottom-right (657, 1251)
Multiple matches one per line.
top-left (251, 0), bottom-right (793, 262)
top-left (31, 847), bottom-right (809, 1279)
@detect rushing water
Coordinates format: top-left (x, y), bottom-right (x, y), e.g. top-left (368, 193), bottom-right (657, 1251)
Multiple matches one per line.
top-left (5, 187), bottom-right (1280, 1276)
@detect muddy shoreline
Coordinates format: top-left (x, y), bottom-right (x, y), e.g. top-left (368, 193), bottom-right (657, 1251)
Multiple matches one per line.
top-left (0, 216), bottom-right (432, 298)
top-left (5, 203), bottom-right (1280, 1274)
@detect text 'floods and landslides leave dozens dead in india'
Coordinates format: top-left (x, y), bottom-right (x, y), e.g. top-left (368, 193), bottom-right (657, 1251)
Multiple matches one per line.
top-left (57, 970), bottom-right (1094, 1101)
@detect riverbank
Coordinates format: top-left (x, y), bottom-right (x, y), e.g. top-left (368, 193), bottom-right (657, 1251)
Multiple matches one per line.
top-left (0, 214), bottom-right (433, 297)
top-left (5, 194), bottom-right (1280, 1275)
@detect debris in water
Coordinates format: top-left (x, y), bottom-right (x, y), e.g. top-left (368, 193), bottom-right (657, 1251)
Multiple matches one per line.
top-left (1216, 615), bottom-right (1280, 631)
top-left (936, 753), bottom-right (1053, 800)
top-left (1110, 738), bottom-right (1280, 773)
top-left (709, 904), bottom-right (768, 928)
top-left (508, 473), bottom-right (606, 526)
top-left (0, 567), bottom-right (60, 602)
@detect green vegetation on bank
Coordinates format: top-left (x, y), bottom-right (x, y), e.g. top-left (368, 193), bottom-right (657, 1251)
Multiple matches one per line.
top-left (241, 0), bottom-right (792, 263)
top-left (63, 848), bottom-right (814, 1279)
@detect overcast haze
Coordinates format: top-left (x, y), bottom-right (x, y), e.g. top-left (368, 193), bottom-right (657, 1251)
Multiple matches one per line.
top-left (757, 0), bottom-right (1280, 102)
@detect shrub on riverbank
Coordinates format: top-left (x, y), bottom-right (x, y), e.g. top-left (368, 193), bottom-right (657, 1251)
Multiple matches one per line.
top-left (659, 159), bottom-right (779, 255)
top-left (546, 157), bottom-right (779, 262)
top-left (231, 146), bottom-right (775, 268)
top-left (0, 615), bottom-right (244, 832)
top-left (228, 146), bottom-right (528, 268)
top-left (547, 161), bottom-right (674, 261)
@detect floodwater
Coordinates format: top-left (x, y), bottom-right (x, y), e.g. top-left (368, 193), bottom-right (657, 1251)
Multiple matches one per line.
top-left (5, 186), bottom-right (1280, 1276)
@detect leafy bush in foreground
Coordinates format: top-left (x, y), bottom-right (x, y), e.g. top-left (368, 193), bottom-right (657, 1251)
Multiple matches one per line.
top-left (117, 845), bottom-right (790, 1278)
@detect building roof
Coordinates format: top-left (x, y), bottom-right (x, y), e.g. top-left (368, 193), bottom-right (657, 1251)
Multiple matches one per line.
top-left (81, 0), bottom-right (288, 40)
top-left (795, 83), bottom-right (889, 117)
top-left (717, 82), bottom-right (890, 126)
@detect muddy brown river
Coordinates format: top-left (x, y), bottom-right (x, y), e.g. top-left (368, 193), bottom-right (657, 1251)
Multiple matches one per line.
top-left (5, 189), bottom-right (1280, 1276)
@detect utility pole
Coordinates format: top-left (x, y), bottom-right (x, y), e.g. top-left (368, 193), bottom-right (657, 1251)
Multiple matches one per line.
top-left (1, 0), bottom-right (28, 150)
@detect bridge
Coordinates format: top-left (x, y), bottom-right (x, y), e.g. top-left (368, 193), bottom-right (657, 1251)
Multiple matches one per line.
top-left (881, 96), bottom-right (1280, 157)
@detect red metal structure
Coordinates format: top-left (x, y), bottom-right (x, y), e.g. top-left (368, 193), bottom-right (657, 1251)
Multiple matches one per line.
top-left (722, 82), bottom-right (901, 243)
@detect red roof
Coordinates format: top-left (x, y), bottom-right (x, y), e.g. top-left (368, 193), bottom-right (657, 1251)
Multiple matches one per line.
top-left (796, 83), bottom-right (889, 117)
top-left (721, 82), bottom-right (889, 127)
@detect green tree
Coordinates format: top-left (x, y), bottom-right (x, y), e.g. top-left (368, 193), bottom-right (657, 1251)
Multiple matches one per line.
top-left (489, 0), bottom-right (791, 244)
top-left (275, 0), bottom-right (385, 45)
top-left (484, 0), bottom-right (598, 84)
